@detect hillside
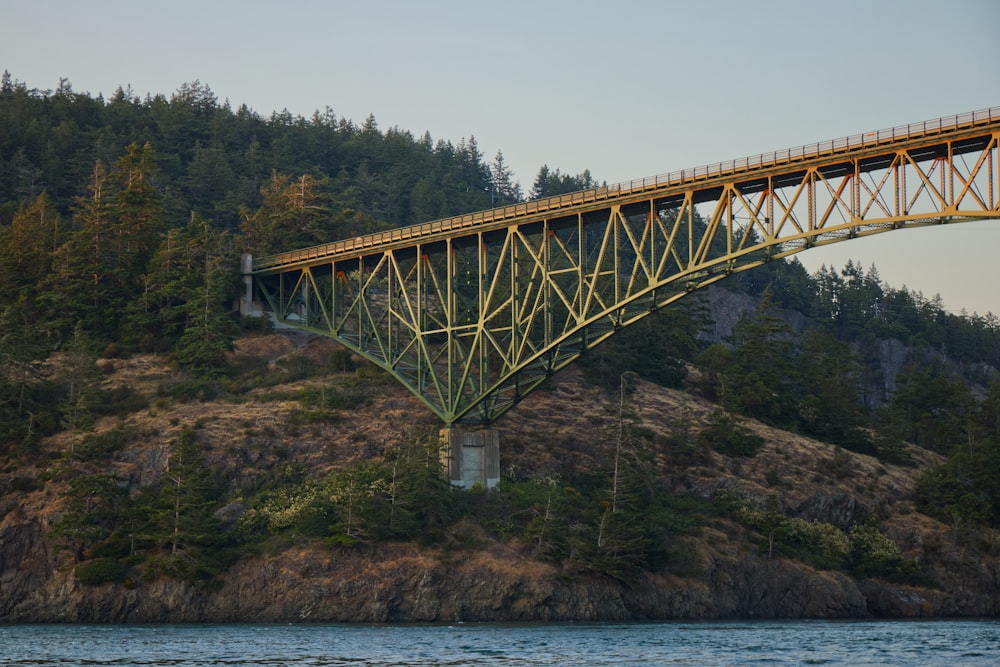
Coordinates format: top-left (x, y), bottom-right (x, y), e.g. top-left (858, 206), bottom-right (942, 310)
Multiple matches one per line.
top-left (2, 330), bottom-right (998, 623)
top-left (1, 78), bottom-right (999, 623)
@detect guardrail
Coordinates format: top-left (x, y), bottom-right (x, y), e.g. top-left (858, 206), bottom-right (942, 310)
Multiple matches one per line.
top-left (253, 106), bottom-right (1000, 272)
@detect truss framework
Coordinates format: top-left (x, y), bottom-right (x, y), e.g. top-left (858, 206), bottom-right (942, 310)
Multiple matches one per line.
top-left (252, 110), bottom-right (1000, 425)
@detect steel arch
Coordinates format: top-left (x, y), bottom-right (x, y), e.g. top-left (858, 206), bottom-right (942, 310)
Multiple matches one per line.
top-left (249, 108), bottom-right (1000, 425)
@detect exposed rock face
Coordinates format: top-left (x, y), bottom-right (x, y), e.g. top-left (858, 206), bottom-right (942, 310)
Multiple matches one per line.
top-left (3, 525), bottom-right (995, 624)
top-left (0, 517), bottom-right (53, 618)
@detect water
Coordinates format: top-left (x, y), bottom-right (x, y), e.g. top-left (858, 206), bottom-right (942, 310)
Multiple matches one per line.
top-left (0, 619), bottom-right (997, 666)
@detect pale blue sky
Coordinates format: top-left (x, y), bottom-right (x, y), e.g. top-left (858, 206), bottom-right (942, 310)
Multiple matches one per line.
top-left (3, 0), bottom-right (999, 314)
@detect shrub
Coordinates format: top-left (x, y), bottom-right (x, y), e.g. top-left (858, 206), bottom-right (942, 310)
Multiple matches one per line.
top-left (848, 524), bottom-right (922, 583)
top-left (75, 558), bottom-right (126, 585)
top-left (75, 426), bottom-right (140, 460)
top-left (240, 314), bottom-right (274, 334)
top-left (157, 376), bottom-right (219, 402)
top-left (93, 385), bottom-right (150, 416)
top-left (699, 410), bottom-right (764, 457)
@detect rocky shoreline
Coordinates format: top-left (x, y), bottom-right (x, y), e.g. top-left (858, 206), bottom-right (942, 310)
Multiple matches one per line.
top-left (3, 517), bottom-right (994, 624)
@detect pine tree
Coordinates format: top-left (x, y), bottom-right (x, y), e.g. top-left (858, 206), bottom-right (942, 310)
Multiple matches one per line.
top-left (52, 473), bottom-right (130, 562)
top-left (797, 328), bottom-right (873, 453)
top-left (529, 165), bottom-right (598, 199)
top-left (720, 286), bottom-right (796, 425)
top-left (171, 216), bottom-right (238, 374)
top-left (0, 298), bottom-right (57, 452)
top-left (586, 373), bottom-right (652, 581)
top-left (59, 322), bottom-right (102, 450)
top-left (146, 427), bottom-right (228, 578)
top-left (0, 192), bottom-right (62, 300)
top-left (238, 170), bottom-right (332, 255)
top-left (41, 160), bottom-right (116, 338)
top-left (489, 150), bottom-right (521, 206)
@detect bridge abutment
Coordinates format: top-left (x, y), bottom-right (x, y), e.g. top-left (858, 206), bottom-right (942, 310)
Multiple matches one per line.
top-left (439, 427), bottom-right (500, 489)
top-left (240, 253), bottom-right (272, 319)
top-left (240, 253), bottom-right (256, 316)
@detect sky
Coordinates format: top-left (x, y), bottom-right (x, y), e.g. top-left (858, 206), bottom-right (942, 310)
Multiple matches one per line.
top-left (3, 0), bottom-right (999, 315)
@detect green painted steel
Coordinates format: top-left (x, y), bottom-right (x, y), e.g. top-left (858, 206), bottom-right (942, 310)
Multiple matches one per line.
top-left (250, 108), bottom-right (1000, 425)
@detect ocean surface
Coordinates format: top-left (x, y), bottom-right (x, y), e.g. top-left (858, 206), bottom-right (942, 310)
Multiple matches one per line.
top-left (0, 619), bottom-right (997, 666)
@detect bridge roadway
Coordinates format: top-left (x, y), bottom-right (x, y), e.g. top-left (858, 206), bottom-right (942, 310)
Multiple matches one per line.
top-left (253, 107), bottom-right (1000, 273)
top-left (246, 107), bottom-right (1000, 439)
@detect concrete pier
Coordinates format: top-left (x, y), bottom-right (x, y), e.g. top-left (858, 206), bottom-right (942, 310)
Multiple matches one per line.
top-left (439, 427), bottom-right (500, 489)
top-left (240, 253), bottom-right (255, 316)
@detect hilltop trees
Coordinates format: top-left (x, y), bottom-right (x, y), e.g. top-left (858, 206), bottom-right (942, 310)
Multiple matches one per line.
top-left (529, 165), bottom-right (599, 199)
top-left (0, 75), bottom-right (574, 367)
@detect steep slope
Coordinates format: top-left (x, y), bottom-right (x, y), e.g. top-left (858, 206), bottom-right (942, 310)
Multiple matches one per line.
top-left (1, 332), bottom-right (998, 622)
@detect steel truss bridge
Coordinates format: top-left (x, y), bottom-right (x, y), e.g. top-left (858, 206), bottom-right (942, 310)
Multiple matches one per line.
top-left (247, 107), bottom-right (1000, 426)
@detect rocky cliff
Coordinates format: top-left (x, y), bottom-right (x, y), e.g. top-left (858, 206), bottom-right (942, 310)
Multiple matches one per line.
top-left (1, 332), bottom-right (998, 623)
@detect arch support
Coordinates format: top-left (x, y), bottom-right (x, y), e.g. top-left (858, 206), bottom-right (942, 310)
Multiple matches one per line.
top-left (249, 109), bottom-right (1000, 425)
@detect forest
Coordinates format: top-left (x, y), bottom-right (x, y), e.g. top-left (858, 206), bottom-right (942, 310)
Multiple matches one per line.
top-left (1, 72), bottom-right (1000, 591)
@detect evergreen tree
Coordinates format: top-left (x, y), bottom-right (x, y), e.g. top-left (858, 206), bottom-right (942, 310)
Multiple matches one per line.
top-left (58, 322), bottom-right (102, 449)
top-left (718, 287), bottom-right (797, 426)
top-left (146, 427), bottom-right (229, 578)
top-left (52, 472), bottom-right (131, 562)
top-left (489, 150), bottom-right (521, 206)
top-left (0, 192), bottom-right (62, 301)
top-left (238, 170), bottom-right (331, 255)
top-left (796, 328), bottom-right (873, 453)
top-left (583, 374), bottom-right (654, 581)
top-left (41, 160), bottom-right (116, 338)
top-left (580, 296), bottom-right (709, 390)
top-left (170, 216), bottom-right (238, 374)
top-left (528, 164), bottom-right (598, 199)
top-left (881, 360), bottom-right (976, 454)
top-left (0, 298), bottom-right (59, 452)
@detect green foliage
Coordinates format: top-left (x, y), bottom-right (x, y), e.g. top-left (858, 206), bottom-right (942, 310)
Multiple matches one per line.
top-left (528, 165), bottom-right (599, 199)
top-left (74, 558), bottom-right (126, 586)
top-left (699, 410), bottom-right (764, 457)
top-left (138, 427), bottom-right (234, 580)
top-left (846, 524), bottom-right (922, 583)
top-left (52, 472), bottom-right (131, 560)
top-left (734, 498), bottom-right (921, 584)
top-left (795, 328), bottom-right (875, 454)
top-left (0, 299), bottom-right (63, 454)
top-left (0, 78), bottom-right (526, 246)
top-left (156, 375), bottom-right (220, 403)
top-left (742, 504), bottom-right (851, 571)
top-left (721, 288), bottom-right (797, 425)
top-left (878, 360), bottom-right (975, 454)
top-left (74, 425), bottom-right (140, 461)
top-left (59, 322), bottom-right (103, 433)
top-left (579, 297), bottom-right (708, 391)
top-left (237, 434), bottom-right (457, 546)
top-left (914, 383), bottom-right (1000, 528)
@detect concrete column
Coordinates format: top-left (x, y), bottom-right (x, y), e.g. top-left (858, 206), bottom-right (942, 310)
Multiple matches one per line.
top-left (240, 253), bottom-right (254, 316)
top-left (439, 427), bottom-right (500, 489)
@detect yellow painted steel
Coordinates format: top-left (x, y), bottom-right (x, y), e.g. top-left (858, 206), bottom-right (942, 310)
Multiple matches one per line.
top-left (249, 108), bottom-right (1000, 425)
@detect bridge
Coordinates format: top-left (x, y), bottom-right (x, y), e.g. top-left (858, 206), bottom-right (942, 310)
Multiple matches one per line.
top-left (243, 107), bottom-right (1000, 484)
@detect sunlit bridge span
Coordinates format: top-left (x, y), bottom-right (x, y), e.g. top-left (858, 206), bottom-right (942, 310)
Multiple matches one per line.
top-left (245, 107), bottom-right (1000, 427)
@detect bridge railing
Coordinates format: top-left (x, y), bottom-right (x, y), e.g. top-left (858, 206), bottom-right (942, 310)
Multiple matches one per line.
top-left (253, 106), bottom-right (1000, 272)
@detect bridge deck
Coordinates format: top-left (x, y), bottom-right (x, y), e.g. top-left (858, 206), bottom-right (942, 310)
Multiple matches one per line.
top-left (252, 106), bottom-right (1000, 274)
